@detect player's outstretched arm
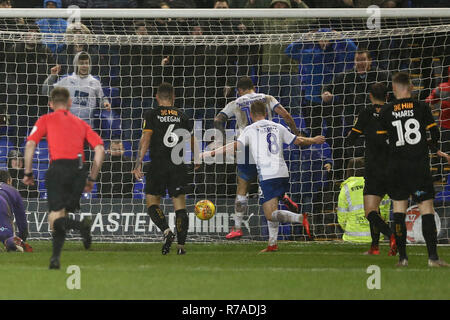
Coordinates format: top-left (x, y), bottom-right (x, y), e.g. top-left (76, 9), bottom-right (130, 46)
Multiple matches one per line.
top-left (22, 140), bottom-right (36, 186)
top-left (274, 104), bottom-right (300, 136)
top-left (294, 135), bottom-right (326, 147)
top-left (133, 131), bottom-right (152, 180)
top-left (200, 141), bottom-right (238, 160)
top-left (213, 113), bottom-right (228, 143)
top-left (85, 144), bottom-right (105, 192)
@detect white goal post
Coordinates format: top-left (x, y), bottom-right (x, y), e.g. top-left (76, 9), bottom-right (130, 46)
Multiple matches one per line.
top-left (0, 8), bottom-right (449, 243)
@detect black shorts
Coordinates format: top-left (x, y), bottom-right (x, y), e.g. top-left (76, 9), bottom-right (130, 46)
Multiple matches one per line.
top-left (363, 170), bottom-right (389, 198)
top-left (46, 159), bottom-right (87, 212)
top-left (145, 162), bottom-right (188, 198)
top-left (387, 158), bottom-right (435, 202)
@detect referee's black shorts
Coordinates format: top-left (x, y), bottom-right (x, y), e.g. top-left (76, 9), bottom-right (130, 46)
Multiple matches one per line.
top-left (46, 159), bottom-right (87, 212)
top-left (387, 158), bottom-right (435, 203)
top-left (145, 161), bottom-right (188, 198)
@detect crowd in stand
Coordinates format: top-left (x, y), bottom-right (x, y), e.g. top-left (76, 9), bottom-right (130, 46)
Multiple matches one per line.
top-left (0, 0), bottom-right (449, 205)
top-left (6, 0), bottom-right (450, 8)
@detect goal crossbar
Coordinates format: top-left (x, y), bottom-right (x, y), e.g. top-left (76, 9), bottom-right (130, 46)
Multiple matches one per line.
top-left (0, 8), bottom-right (449, 19)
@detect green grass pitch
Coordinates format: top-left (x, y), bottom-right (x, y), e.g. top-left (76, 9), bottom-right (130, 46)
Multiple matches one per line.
top-left (0, 241), bottom-right (449, 300)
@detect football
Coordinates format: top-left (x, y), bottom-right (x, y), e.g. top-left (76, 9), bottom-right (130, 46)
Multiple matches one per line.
top-left (194, 200), bottom-right (216, 220)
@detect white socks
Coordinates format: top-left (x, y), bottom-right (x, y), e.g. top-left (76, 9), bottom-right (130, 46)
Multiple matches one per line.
top-left (234, 194), bottom-right (248, 230)
top-left (271, 210), bottom-right (302, 224)
top-left (267, 220), bottom-right (279, 246)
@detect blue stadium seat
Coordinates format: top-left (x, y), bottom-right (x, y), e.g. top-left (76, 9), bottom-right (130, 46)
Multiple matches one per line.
top-left (99, 109), bottom-right (122, 139)
top-left (133, 180), bottom-right (145, 199)
top-left (27, 140), bottom-right (50, 162)
top-left (0, 161), bottom-right (7, 171)
top-left (0, 137), bottom-right (13, 163)
top-left (102, 87), bottom-right (120, 108)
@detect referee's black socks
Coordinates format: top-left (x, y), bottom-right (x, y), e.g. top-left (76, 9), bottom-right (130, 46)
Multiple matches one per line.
top-left (422, 214), bottom-right (439, 261)
top-left (52, 217), bottom-right (66, 259)
top-left (367, 211), bottom-right (393, 242)
top-left (148, 205), bottom-right (170, 234)
top-left (65, 217), bottom-right (82, 231)
top-left (393, 212), bottom-right (407, 260)
top-left (175, 209), bottom-right (188, 246)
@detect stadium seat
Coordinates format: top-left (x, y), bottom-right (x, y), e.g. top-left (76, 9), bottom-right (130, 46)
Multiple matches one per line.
top-left (102, 87), bottom-right (121, 108)
top-left (98, 109), bottom-right (122, 139)
top-left (28, 140), bottom-right (50, 162)
top-left (133, 180), bottom-right (145, 199)
top-left (0, 137), bottom-right (13, 163)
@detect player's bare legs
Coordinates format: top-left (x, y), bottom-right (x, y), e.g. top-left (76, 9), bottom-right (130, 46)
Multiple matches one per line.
top-left (364, 195), bottom-right (396, 256)
top-left (226, 177), bottom-right (250, 240)
top-left (172, 194), bottom-right (188, 255)
top-left (146, 194), bottom-right (174, 255)
top-left (418, 200), bottom-right (449, 267)
top-left (392, 200), bottom-right (408, 266)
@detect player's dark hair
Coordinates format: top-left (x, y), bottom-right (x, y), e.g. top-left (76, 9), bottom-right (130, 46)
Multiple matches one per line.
top-left (250, 100), bottom-right (267, 117)
top-left (392, 72), bottom-right (412, 87)
top-left (157, 82), bottom-right (174, 101)
top-left (237, 77), bottom-right (254, 91)
top-left (0, 170), bottom-right (11, 183)
top-left (369, 82), bottom-right (388, 102)
top-left (355, 49), bottom-right (371, 59)
top-left (78, 52), bottom-right (90, 61)
top-left (345, 157), bottom-right (364, 179)
top-left (50, 87), bottom-right (71, 104)
top-left (214, 0), bottom-right (229, 5)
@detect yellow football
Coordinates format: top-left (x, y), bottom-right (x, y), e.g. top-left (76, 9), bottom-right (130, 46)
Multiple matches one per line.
top-left (194, 200), bottom-right (216, 220)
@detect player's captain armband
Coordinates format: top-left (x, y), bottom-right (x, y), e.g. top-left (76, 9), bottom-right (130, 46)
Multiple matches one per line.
top-left (376, 130), bottom-right (387, 135)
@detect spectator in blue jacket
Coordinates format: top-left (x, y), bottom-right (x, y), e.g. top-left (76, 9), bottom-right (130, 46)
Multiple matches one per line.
top-left (285, 28), bottom-right (357, 138)
top-left (36, 0), bottom-right (68, 54)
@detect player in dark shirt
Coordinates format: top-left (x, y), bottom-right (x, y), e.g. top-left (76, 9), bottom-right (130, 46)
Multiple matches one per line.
top-left (133, 83), bottom-right (200, 255)
top-left (23, 87), bottom-right (105, 269)
top-left (0, 170), bottom-right (32, 252)
top-left (378, 72), bottom-right (449, 267)
top-left (346, 83), bottom-right (396, 256)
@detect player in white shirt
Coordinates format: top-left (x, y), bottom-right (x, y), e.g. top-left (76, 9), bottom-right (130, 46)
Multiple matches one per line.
top-left (214, 77), bottom-right (302, 240)
top-left (42, 51), bottom-right (111, 126)
top-left (203, 101), bottom-right (325, 252)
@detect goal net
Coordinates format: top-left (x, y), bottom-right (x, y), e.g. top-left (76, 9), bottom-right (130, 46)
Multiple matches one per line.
top-left (1, 8), bottom-right (449, 243)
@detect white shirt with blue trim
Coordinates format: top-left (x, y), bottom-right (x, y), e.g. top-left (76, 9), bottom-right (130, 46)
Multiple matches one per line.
top-left (237, 119), bottom-right (296, 181)
top-left (219, 92), bottom-right (280, 136)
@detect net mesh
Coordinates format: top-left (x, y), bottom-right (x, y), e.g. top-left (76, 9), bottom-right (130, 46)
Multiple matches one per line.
top-left (0, 12), bottom-right (449, 242)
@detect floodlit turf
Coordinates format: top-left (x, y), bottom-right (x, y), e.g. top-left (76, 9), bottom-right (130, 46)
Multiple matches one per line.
top-left (0, 241), bottom-right (449, 300)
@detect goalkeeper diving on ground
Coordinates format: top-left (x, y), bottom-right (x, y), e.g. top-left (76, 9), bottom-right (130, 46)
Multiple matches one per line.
top-left (202, 100), bottom-right (325, 252)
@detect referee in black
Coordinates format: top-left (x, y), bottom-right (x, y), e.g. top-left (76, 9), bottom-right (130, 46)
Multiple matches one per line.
top-left (23, 87), bottom-right (105, 269)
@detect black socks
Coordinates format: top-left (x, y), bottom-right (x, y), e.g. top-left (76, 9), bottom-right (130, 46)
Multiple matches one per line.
top-left (422, 214), bottom-right (439, 261)
top-left (65, 217), bottom-right (82, 231)
top-left (52, 217), bottom-right (66, 259)
top-left (366, 210), bottom-right (393, 245)
top-left (148, 205), bottom-right (170, 232)
top-left (393, 212), bottom-right (407, 260)
top-left (175, 209), bottom-right (189, 246)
